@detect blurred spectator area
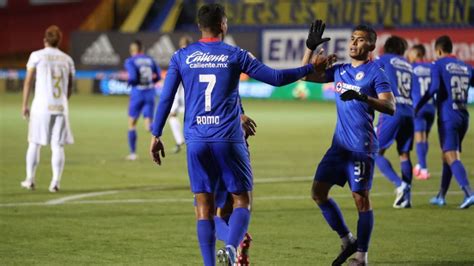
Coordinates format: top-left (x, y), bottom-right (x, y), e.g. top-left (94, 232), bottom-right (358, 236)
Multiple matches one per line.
top-left (0, 0), bottom-right (137, 68)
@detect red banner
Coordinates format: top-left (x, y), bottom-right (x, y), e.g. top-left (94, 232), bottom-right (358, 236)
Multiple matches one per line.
top-left (375, 28), bottom-right (474, 65)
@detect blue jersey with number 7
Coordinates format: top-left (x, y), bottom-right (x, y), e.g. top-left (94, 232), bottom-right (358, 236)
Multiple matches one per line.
top-left (151, 39), bottom-right (314, 142)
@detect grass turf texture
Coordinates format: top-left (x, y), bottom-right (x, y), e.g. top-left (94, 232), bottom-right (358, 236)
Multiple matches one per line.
top-left (1, 93), bottom-right (473, 265)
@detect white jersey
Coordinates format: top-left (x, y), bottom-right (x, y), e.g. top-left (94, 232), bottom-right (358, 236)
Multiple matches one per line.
top-left (27, 47), bottom-right (75, 115)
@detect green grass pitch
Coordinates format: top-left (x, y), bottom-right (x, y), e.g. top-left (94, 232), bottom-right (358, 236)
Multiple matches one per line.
top-left (1, 93), bottom-right (473, 265)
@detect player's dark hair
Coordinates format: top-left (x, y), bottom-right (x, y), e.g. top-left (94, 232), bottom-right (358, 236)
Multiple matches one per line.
top-left (197, 3), bottom-right (226, 35)
top-left (131, 39), bottom-right (143, 51)
top-left (384, 35), bottom-right (407, 55)
top-left (435, 35), bottom-right (453, 53)
top-left (353, 24), bottom-right (377, 44)
top-left (44, 25), bottom-right (62, 47)
top-left (412, 44), bottom-right (426, 58)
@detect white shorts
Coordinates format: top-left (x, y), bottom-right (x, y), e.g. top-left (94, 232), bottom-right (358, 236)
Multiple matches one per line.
top-left (170, 87), bottom-right (184, 115)
top-left (28, 113), bottom-right (74, 146)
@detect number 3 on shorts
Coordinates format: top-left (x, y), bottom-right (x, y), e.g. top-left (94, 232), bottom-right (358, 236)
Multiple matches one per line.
top-left (199, 74), bottom-right (216, 112)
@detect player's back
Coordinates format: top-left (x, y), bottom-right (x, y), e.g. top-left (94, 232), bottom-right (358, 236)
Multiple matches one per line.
top-left (172, 40), bottom-right (245, 142)
top-left (125, 54), bottom-right (159, 89)
top-left (412, 62), bottom-right (435, 114)
top-left (433, 56), bottom-right (472, 121)
top-left (376, 54), bottom-right (414, 116)
top-left (28, 47), bottom-right (75, 115)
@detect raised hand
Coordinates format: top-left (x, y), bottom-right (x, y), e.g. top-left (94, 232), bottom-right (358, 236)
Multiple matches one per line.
top-left (312, 48), bottom-right (338, 72)
top-left (306, 19), bottom-right (331, 51)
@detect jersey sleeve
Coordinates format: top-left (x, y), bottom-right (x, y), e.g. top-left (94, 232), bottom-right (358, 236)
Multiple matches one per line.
top-left (238, 49), bottom-right (313, 86)
top-left (373, 66), bottom-right (392, 94)
top-left (68, 56), bottom-right (76, 77)
top-left (26, 52), bottom-right (40, 69)
top-left (124, 58), bottom-right (138, 86)
top-left (151, 53), bottom-right (182, 137)
top-left (324, 64), bottom-right (338, 83)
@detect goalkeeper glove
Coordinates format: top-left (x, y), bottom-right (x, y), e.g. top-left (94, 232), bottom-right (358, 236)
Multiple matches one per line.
top-left (306, 19), bottom-right (331, 50)
top-left (340, 90), bottom-right (368, 102)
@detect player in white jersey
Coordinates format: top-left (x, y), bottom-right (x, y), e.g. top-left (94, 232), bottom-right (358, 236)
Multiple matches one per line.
top-left (20, 25), bottom-right (75, 192)
top-left (168, 35), bottom-right (193, 153)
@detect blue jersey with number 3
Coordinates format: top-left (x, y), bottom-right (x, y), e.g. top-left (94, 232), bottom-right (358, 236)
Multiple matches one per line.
top-left (430, 56), bottom-right (473, 122)
top-left (326, 61), bottom-right (391, 153)
top-left (151, 40), bottom-right (313, 142)
top-left (376, 54), bottom-right (414, 117)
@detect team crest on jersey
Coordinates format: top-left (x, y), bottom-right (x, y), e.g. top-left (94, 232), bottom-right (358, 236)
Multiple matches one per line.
top-left (355, 71), bottom-right (364, 80)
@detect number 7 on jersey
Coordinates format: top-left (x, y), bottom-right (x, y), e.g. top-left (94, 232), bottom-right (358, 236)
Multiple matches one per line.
top-left (199, 74), bottom-right (216, 112)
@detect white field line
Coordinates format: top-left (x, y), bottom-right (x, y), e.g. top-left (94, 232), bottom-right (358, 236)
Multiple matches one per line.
top-left (45, 190), bottom-right (120, 205)
top-left (0, 173), bottom-right (465, 208)
top-left (0, 190), bottom-right (462, 208)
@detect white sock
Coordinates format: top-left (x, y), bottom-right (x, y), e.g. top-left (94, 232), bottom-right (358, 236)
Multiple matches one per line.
top-left (51, 144), bottom-right (65, 184)
top-left (355, 251), bottom-right (368, 262)
top-left (26, 142), bottom-right (41, 182)
top-left (341, 232), bottom-right (355, 247)
top-left (169, 116), bottom-right (184, 145)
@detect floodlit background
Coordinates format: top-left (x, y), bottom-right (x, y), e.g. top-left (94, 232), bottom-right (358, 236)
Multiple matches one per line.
top-left (1, 1), bottom-right (473, 265)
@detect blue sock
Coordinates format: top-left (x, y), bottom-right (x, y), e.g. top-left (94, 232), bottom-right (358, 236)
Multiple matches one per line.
top-left (128, 129), bottom-right (137, 153)
top-left (416, 142), bottom-right (427, 169)
top-left (375, 155), bottom-right (402, 187)
top-left (450, 160), bottom-right (471, 197)
top-left (214, 216), bottom-right (229, 242)
top-left (197, 220), bottom-right (215, 266)
top-left (357, 210), bottom-right (374, 252)
top-left (424, 142), bottom-right (429, 168)
top-left (400, 159), bottom-right (413, 185)
top-left (439, 162), bottom-right (452, 198)
top-left (318, 199), bottom-right (350, 238)
top-left (226, 208), bottom-right (250, 249)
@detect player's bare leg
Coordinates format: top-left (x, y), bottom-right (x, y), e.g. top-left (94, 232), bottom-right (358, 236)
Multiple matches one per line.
top-left (126, 117), bottom-right (139, 160)
top-left (312, 181), bottom-right (356, 266)
top-left (21, 142), bottom-right (41, 190)
top-left (195, 193), bottom-right (217, 266)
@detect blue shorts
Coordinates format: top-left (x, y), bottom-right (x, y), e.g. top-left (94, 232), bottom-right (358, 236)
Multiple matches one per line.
top-left (215, 178), bottom-right (231, 209)
top-left (128, 89), bottom-right (156, 119)
top-left (186, 142), bottom-right (253, 194)
top-left (414, 110), bottom-right (435, 133)
top-left (438, 117), bottom-right (469, 152)
top-left (315, 142), bottom-right (376, 192)
top-left (377, 114), bottom-right (414, 153)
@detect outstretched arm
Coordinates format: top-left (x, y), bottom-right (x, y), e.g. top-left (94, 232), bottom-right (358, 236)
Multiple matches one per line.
top-left (301, 48), bottom-right (337, 83)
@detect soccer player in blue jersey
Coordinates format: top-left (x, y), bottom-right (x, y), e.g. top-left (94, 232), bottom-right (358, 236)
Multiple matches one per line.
top-left (374, 36), bottom-right (415, 208)
top-left (124, 40), bottom-right (161, 160)
top-left (303, 24), bottom-right (395, 266)
top-left (415, 36), bottom-right (474, 209)
top-left (407, 44), bottom-right (435, 180)
top-left (149, 4), bottom-right (320, 265)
